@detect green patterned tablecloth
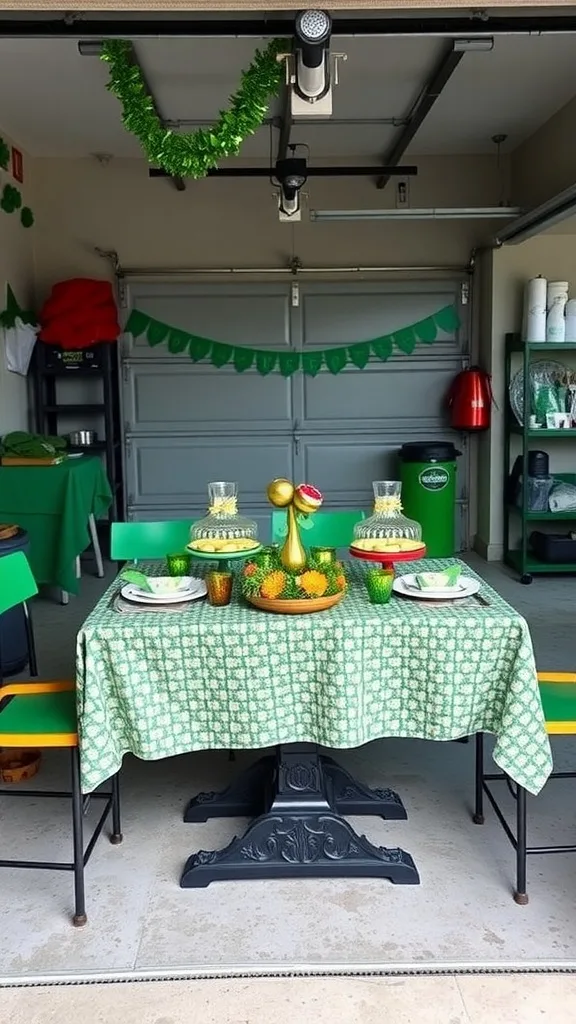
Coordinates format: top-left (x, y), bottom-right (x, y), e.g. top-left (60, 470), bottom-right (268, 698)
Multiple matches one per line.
top-left (76, 559), bottom-right (552, 795)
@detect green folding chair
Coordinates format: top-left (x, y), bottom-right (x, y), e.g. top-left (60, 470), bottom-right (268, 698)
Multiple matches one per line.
top-left (271, 509), bottom-right (365, 550)
top-left (0, 551), bottom-right (122, 926)
top-left (474, 671), bottom-right (576, 906)
top-left (111, 519), bottom-right (196, 563)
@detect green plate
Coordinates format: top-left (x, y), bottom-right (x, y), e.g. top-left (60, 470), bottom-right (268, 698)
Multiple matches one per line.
top-left (186, 543), bottom-right (263, 561)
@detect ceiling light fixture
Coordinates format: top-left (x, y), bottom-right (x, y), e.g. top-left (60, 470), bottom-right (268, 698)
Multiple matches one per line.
top-left (278, 9), bottom-right (346, 119)
top-left (310, 207), bottom-right (521, 222)
top-left (294, 9), bottom-right (332, 101)
top-left (275, 156), bottom-right (308, 219)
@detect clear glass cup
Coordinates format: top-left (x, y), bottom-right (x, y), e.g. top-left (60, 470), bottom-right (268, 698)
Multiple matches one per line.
top-left (206, 570), bottom-right (233, 606)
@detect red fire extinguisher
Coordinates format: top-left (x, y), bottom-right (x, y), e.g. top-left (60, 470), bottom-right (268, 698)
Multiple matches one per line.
top-left (447, 366), bottom-right (492, 431)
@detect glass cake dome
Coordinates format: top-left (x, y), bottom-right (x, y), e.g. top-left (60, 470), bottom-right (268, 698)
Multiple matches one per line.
top-left (189, 482), bottom-right (259, 553)
top-left (352, 481), bottom-right (423, 553)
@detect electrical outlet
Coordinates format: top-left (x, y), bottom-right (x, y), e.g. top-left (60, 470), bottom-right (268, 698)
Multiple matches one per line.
top-left (396, 179), bottom-right (410, 209)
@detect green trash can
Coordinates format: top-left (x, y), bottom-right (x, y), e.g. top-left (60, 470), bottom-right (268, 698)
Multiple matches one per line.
top-left (399, 441), bottom-right (461, 557)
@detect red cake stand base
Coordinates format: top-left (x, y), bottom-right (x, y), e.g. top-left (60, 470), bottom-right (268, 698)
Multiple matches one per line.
top-left (349, 545), bottom-right (427, 571)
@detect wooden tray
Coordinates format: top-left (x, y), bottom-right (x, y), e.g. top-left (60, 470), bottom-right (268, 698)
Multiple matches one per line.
top-left (1, 456), bottom-right (66, 466)
top-left (246, 591), bottom-right (345, 615)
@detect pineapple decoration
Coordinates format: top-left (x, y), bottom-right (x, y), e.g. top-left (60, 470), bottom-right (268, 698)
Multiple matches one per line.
top-left (241, 480), bottom-right (346, 610)
top-left (266, 478), bottom-right (323, 571)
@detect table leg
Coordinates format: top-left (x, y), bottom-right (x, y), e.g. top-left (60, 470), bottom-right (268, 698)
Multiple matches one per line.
top-left (180, 744), bottom-right (418, 888)
top-left (88, 514), bottom-right (105, 579)
top-left (183, 755), bottom-right (275, 822)
top-left (184, 753), bottom-right (407, 823)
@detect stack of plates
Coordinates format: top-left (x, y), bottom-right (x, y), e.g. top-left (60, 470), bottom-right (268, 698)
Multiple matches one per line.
top-left (393, 573), bottom-right (480, 601)
top-left (120, 576), bottom-right (207, 606)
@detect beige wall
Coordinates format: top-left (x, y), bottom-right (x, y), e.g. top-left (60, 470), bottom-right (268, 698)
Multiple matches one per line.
top-left (0, 133), bottom-right (35, 435)
top-left (32, 154), bottom-right (508, 298)
top-left (476, 233), bottom-right (576, 558)
top-left (512, 95), bottom-right (576, 209)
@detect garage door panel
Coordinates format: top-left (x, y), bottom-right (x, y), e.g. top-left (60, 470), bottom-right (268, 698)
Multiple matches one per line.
top-left (300, 433), bottom-right (466, 549)
top-left (125, 362), bottom-right (292, 431)
top-left (300, 433), bottom-right (464, 500)
top-left (301, 286), bottom-right (462, 353)
top-left (126, 436), bottom-right (294, 509)
top-left (300, 360), bottom-right (459, 429)
top-left (124, 284), bottom-right (290, 358)
top-left (121, 280), bottom-right (470, 550)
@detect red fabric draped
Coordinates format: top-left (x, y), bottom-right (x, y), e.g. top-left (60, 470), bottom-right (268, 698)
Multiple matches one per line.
top-left (39, 278), bottom-right (120, 350)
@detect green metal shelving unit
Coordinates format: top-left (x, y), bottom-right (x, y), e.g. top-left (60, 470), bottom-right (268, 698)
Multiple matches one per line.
top-left (504, 333), bottom-right (576, 584)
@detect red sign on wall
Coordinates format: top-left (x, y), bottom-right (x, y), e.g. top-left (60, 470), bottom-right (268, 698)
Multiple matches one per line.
top-left (11, 147), bottom-right (23, 183)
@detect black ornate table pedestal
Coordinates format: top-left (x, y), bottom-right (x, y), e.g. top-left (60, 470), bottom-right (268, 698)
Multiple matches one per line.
top-left (180, 744), bottom-right (420, 888)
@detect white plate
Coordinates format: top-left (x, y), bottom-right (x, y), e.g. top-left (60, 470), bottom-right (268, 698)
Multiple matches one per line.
top-left (67, 452), bottom-right (84, 459)
top-left (130, 576), bottom-right (198, 599)
top-left (120, 581), bottom-right (207, 605)
top-left (393, 574), bottom-right (480, 601)
top-left (509, 359), bottom-right (568, 426)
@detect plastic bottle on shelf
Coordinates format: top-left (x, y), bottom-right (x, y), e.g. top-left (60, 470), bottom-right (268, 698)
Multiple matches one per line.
top-left (565, 299), bottom-right (576, 342)
top-left (546, 295), bottom-right (567, 343)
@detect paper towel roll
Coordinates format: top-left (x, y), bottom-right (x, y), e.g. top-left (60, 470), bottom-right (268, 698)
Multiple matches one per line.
top-left (523, 276), bottom-right (547, 342)
top-left (566, 299), bottom-right (576, 342)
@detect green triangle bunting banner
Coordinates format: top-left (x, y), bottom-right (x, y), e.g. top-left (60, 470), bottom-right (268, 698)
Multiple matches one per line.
top-left (124, 303), bottom-right (460, 377)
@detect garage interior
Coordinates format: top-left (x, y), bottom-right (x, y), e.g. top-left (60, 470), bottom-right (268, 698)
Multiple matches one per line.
top-left (1, 7), bottom-right (576, 981)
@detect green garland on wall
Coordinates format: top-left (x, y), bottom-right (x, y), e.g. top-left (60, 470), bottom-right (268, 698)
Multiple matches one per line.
top-left (125, 304), bottom-right (460, 376)
top-left (0, 135), bottom-right (34, 227)
top-left (101, 38), bottom-right (285, 179)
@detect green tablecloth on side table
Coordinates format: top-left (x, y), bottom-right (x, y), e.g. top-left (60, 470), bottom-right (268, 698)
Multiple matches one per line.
top-left (0, 456), bottom-right (112, 593)
top-left (76, 559), bottom-right (552, 795)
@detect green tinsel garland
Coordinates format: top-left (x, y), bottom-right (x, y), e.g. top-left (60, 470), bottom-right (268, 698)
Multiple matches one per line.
top-left (101, 38), bottom-right (286, 179)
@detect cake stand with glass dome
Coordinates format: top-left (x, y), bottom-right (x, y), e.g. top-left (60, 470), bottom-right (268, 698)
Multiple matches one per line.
top-left (350, 480), bottom-right (426, 569)
top-left (187, 481), bottom-right (262, 571)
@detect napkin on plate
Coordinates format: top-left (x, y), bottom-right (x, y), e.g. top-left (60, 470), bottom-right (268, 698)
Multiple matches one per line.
top-left (412, 565), bottom-right (462, 590)
top-left (119, 568), bottom-right (153, 592)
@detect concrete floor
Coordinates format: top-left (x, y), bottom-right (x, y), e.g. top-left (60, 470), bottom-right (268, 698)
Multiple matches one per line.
top-left (2, 974), bottom-right (576, 1024)
top-left (1, 554), bottom-right (575, 978)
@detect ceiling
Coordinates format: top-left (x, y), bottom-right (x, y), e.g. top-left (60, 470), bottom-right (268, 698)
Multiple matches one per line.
top-left (0, 33), bottom-right (575, 161)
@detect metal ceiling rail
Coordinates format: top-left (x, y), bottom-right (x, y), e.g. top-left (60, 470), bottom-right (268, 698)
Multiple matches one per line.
top-left (169, 118), bottom-right (407, 128)
top-left (494, 183), bottom-right (576, 246)
top-left (276, 83), bottom-right (293, 165)
top-left (96, 247), bottom-right (467, 278)
top-left (4, 15), bottom-right (576, 38)
top-left (124, 43), bottom-right (185, 193)
top-left (111, 265), bottom-right (467, 277)
top-left (376, 42), bottom-right (463, 190)
top-left (148, 165), bottom-right (418, 180)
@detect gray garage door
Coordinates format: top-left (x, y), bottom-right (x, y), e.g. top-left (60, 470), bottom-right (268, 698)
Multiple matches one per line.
top-left (121, 280), bottom-right (470, 547)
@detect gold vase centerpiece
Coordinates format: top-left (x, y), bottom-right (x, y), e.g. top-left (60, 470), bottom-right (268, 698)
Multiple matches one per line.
top-left (266, 479), bottom-right (323, 571)
top-left (242, 480), bottom-right (346, 614)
